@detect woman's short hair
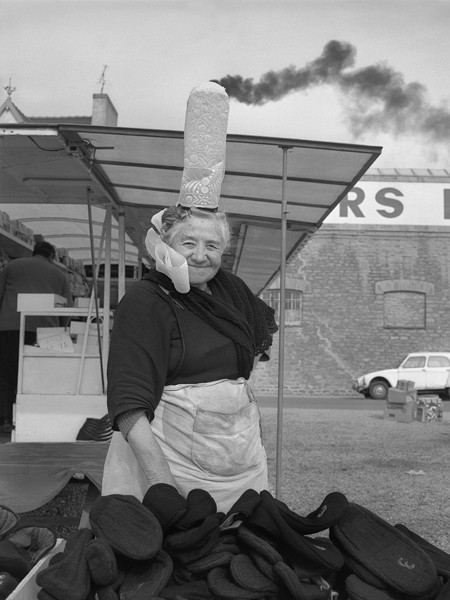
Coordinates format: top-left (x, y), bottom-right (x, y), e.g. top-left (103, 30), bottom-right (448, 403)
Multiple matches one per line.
top-left (160, 206), bottom-right (231, 251)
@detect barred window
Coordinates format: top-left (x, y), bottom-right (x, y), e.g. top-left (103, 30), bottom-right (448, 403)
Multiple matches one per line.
top-left (260, 289), bottom-right (302, 326)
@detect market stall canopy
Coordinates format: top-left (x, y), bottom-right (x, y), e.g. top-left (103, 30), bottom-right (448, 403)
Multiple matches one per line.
top-left (0, 123), bottom-right (381, 294)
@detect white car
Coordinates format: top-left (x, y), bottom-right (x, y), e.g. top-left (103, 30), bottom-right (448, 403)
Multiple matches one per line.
top-left (353, 352), bottom-right (450, 400)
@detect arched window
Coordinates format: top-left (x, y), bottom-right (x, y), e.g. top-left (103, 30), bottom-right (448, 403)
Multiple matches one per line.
top-left (383, 291), bottom-right (425, 329)
top-left (260, 289), bottom-right (302, 326)
top-left (375, 279), bottom-right (434, 330)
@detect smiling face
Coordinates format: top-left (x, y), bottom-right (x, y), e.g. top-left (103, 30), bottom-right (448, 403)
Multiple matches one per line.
top-left (167, 215), bottom-right (225, 290)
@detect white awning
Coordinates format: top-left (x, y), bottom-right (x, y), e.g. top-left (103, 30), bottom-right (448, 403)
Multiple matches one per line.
top-left (0, 123), bottom-right (381, 294)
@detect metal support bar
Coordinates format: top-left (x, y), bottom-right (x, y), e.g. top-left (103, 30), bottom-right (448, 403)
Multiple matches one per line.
top-left (118, 210), bottom-right (126, 302)
top-left (275, 145), bottom-right (291, 499)
top-left (86, 188), bottom-right (106, 394)
top-left (102, 206), bottom-right (112, 379)
top-left (75, 220), bottom-right (107, 395)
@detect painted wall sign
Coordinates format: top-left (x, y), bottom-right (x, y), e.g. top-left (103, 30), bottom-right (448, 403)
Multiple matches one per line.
top-left (325, 182), bottom-right (450, 226)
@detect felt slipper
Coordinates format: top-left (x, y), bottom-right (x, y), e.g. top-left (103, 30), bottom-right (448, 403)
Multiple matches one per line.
top-left (207, 566), bottom-right (268, 599)
top-left (175, 489), bottom-right (217, 530)
top-left (96, 587), bottom-right (119, 600)
top-left (249, 493), bottom-right (344, 574)
top-left (212, 533), bottom-right (241, 556)
top-left (220, 489), bottom-right (261, 530)
top-left (345, 574), bottom-right (402, 600)
top-left (330, 503), bottom-right (439, 598)
top-left (345, 573), bottom-right (442, 600)
top-left (436, 579), bottom-right (450, 600)
top-left (229, 553), bottom-right (279, 594)
top-left (273, 491), bottom-right (349, 535)
top-left (183, 532), bottom-right (241, 574)
top-left (90, 494), bottom-right (163, 560)
top-left (237, 526), bottom-right (284, 566)
top-left (0, 538), bottom-right (32, 580)
top-left (119, 550), bottom-right (173, 600)
top-left (341, 550), bottom-right (388, 589)
top-left (76, 415), bottom-right (113, 442)
top-left (158, 579), bottom-right (215, 599)
top-left (0, 525), bottom-right (57, 581)
top-left (36, 528), bottom-right (93, 600)
top-left (0, 571), bottom-right (19, 600)
top-left (37, 590), bottom-right (61, 600)
top-left (85, 537), bottom-right (118, 586)
top-left (273, 561), bottom-right (332, 600)
top-left (237, 526), bottom-right (284, 565)
top-left (142, 484), bottom-right (188, 532)
top-left (285, 537), bottom-right (344, 581)
top-left (246, 549), bottom-right (278, 583)
top-left (394, 523), bottom-right (450, 580)
top-left (184, 550), bottom-right (234, 574)
top-left (237, 528), bottom-right (304, 597)
top-left (0, 507), bottom-right (19, 541)
top-left (238, 527), bottom-right (336, 600)
top-left (9, 526), bottom-right (57, 568)
top-left (96, 571), bottom-right (125, 600)
top-left (164, 513), bottom-right (221, 563)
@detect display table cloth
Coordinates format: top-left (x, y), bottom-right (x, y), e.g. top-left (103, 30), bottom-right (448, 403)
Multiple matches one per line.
top-left (0, 442), bottom-right (108, 512)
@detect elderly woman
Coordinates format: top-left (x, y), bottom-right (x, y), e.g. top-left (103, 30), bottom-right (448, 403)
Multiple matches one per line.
top-left (104, 205), bottom-right (277, 513)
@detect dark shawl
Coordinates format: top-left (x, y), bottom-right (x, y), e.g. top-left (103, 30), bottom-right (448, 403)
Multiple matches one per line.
top-left (143, 268), bottom-right (277, 380)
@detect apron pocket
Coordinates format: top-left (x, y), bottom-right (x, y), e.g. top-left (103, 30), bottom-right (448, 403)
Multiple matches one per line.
top-left (191, 401), bottom-right (263, 476)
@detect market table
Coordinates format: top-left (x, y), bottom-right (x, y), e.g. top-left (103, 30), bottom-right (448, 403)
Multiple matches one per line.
top-left (0, 441), bottom-right (108, 524)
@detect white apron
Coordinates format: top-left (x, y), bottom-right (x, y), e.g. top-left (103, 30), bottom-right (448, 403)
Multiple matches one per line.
top-left (102, 378), bottom-right (268, 513)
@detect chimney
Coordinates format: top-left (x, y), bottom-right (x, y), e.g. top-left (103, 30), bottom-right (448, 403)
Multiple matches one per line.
top-left (92, 93), bottom-right (118, 126)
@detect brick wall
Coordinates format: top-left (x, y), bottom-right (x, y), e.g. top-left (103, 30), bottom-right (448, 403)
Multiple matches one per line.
top-left (250, 224), bottom-right (450, 395)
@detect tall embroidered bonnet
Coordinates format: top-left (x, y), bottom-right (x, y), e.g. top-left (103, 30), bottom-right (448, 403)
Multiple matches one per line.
top-left (145, 82), bottom-right (230, 293)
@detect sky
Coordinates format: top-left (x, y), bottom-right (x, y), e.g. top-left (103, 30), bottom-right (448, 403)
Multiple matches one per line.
top-left (1, 0), bottom-right (450, 170)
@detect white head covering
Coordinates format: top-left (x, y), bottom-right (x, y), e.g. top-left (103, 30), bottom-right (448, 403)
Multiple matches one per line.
top-left (144, 211), bottom-right (190, 294)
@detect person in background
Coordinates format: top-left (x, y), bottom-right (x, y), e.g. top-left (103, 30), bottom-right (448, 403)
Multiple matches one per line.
top-left (104, 205), bottom-right (277, 513)
top-left (0, 241), bottom-right (73, 432)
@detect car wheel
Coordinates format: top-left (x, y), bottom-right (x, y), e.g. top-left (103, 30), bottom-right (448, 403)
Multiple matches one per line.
top-left (439, 388), bottom-right (450, 401)
top-left (369, 379), bottom-right (389, 400)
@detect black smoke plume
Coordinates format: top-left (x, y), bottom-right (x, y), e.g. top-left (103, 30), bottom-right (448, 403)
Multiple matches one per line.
top-left (213, 40), bottom-right (450, 144)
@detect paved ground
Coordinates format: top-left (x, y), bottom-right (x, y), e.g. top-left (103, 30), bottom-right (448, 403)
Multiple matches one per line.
top-left (255, 393), bottom-right (450, 411)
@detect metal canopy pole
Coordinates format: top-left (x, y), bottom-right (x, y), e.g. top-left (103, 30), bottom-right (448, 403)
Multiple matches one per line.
top-left (275, 145), bottom-right (292, 499)
top-left (102, 206), bottom-right (112, 379)
top-left (118, 209), bottom-right (126, 302)
top-left (86, 188), bottom-right (106, 394)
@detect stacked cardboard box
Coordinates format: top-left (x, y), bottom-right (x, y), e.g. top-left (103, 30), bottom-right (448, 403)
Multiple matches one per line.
top-left (9, 219), bottom-right (35, 245)
top-left (0, 211), bottom-right (10, 232)
top-left (383, 381), bottom-right (417, 423)
top-left (416, 396), bottom-right (443, 422)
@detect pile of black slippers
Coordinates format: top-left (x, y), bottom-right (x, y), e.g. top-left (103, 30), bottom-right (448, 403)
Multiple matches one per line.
top-left (27, 485), bottom-right (450, 599)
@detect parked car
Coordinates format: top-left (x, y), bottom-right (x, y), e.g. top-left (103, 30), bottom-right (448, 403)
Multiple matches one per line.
top-left (353, 352), bottom-right (450, 400)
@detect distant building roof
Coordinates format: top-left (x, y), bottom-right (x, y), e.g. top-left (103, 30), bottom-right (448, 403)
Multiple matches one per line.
top-left (0, 97), bottom-right (29, 124)
top-left (0, 86), bottom-right (91, 125)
